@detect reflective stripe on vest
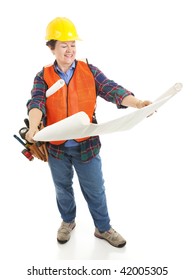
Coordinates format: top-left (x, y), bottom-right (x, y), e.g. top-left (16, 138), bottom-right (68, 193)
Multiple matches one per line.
top-left (44, 61), bottom-right (96, 145)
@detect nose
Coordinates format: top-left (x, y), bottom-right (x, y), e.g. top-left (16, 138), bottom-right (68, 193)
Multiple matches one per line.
top-left (66, 45), bottom-right (72, 52)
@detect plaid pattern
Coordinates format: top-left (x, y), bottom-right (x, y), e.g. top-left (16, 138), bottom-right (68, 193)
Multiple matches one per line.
top-left (47, 136), bottom-right (101, 162)
top-left (27, 60), bottom-right (134, 162)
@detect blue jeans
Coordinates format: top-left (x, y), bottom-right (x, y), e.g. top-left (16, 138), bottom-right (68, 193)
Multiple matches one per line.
top-left (48, 145), bottom-right (111, 232)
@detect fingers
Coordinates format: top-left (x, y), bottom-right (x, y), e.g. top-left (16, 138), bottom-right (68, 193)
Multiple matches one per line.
top-left (25, 129), bottom-right (39, 143)
top-left (136, 100), bottom-right (152, 109)
top-left (142, 100), bottom-right (152, 107)
top-left (141, 100), bottom-right (157, 117)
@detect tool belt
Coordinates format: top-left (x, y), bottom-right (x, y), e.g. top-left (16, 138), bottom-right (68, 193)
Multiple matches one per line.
top-left (17, 119), bottom-right (48, 162)
top-left (26, 141), bottom-right (48, 162)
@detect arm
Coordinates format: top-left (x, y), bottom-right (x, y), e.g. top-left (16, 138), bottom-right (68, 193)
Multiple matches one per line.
top-left (25, 71), bottom-right (47, 142)
top-left (25, 108), bottom-right (43, 143)
top-left (89, 64), bottom-right (152, 109)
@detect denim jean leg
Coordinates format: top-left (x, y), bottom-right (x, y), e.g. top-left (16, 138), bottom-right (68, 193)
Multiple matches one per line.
top-left (72, 152), bottom-right (111, 232)
top-left (48, 154), bottom-right (76, 222)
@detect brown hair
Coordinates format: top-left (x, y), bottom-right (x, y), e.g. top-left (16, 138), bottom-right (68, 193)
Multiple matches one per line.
top-left (46, 40), bottom-right (57, 50)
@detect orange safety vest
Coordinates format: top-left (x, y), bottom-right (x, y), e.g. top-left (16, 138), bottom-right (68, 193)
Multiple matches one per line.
top-left (44, 60), bottom-right (97, 145)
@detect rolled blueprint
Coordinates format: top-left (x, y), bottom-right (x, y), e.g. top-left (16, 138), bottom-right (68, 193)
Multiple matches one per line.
top-left (154, 83), bottom-right (182, 102)
top-left (34, 83), bottom-right (182, 142)
top-left (46, 79), bottom-right (65, 97)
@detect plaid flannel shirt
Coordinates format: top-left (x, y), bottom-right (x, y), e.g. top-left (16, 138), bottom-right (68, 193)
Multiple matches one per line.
top-left (27, 60), bottom-right (134, 161)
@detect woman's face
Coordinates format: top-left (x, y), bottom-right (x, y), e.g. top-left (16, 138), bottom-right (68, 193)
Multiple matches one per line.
top-left (52, 40), bottom-right (76, 67)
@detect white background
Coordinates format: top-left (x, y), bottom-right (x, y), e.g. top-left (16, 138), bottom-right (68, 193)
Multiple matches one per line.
top-left (1, 0), bottom-right (194, 279)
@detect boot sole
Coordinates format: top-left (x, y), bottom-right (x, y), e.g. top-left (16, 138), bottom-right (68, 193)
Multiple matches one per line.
top-left (94, 233), bottom-right (126, 248)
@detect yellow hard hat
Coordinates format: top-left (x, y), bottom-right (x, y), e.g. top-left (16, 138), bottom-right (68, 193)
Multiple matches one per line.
top-left (45, 17), bottom-right (81, 41)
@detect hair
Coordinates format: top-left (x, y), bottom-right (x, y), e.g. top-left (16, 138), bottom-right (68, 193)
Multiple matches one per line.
top-left (46, 40), bottom-right (57, 50)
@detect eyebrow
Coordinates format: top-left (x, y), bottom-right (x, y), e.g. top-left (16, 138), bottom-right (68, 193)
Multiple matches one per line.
top-left (60, 41), bottom-right (75, 44)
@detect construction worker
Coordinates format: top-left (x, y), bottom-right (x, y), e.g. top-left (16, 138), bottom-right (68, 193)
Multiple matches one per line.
top-left (26, 17), bottom-right (152, 248)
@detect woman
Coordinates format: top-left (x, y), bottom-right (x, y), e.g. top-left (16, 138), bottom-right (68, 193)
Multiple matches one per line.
top-left (26, 17), bottom-right (152, 248)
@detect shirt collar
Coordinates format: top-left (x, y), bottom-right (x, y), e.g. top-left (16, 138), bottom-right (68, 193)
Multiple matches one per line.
top-left (54, 60), bottom-right (76, 74)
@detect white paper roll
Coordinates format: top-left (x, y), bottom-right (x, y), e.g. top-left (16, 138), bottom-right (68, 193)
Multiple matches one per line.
top-left (154, 83), bottom-right (182, 102)
top-left (34, 112), bottom-right (90, 141)
top-left (34, 83), bottom-right (182, 142)
top-left (46, 79), bottom-right (65, 97)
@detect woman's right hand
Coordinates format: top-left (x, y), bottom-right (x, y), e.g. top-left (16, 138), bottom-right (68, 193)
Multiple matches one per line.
top-left (25, 128), bottom-right (39, 143)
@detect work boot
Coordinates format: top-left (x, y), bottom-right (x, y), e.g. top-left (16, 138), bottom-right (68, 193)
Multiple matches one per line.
top-left (57, 221), bottom-right (76, 244)
top-left (94, 227), bottom-right (126, 248)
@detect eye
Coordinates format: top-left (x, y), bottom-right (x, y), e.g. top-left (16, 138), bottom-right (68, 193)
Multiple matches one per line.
top-left (60, 43), bottom-right (67, 48)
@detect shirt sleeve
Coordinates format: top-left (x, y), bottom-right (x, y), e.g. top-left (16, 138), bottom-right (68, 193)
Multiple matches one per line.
top-left (26, 70), bottom-right (47, 118)
top-left (88, 64), bottom-right (134, 108)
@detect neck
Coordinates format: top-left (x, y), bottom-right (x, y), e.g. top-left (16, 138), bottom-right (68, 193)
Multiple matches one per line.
top-left (58, 63), bottom-right (71, 73)
top-left (57, 61), bottom-right (73, 73)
